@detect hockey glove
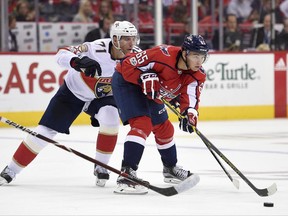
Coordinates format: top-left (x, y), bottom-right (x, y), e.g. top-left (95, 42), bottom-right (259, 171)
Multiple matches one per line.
top-left (139, 72), bottom-right (160, 100)
top-left (179, 108), bottom-right (198, 133)
top-left (169, 95), bottom-right (180, 109)
top-left (70, 56), bottom-right (102, 77)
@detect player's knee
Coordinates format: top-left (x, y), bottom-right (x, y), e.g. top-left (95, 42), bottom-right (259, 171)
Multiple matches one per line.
top-left (128, 116), bottom-right (153, 139)
top-left (153, 120), bottom-right (174, 145)
top-left (96, 106), bottom-right (120, 128)
top-left (24, 125), bottom-right (57, 151)
top-left (99, 125), bottom-right (119, 135)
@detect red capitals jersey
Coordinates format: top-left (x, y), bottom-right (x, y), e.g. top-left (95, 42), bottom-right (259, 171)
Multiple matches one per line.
top-left (115, 45), bottom-right (206, 113)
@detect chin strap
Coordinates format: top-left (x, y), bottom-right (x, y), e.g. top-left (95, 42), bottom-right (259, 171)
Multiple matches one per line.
top-left (112, 40), bottom-right (125, 57)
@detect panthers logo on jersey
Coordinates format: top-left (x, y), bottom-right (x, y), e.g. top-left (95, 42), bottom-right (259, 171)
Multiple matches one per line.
top-left (94, 77), bottom-right (113, 98)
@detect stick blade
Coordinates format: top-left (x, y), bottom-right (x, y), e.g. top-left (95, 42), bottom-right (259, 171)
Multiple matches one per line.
top-left (149, 174), bottom-right (200, 197)
top-left (266, 183), bottom-right (277, 196)
top-left (174, 173), bottom-right (200, 194)
top-left (256, 182), bottom-right (277, 197)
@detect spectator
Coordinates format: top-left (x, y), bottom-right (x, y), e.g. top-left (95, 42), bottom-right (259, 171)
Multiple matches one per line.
top-left (93, 0), bottom-right (114, 23)
top-left (277, 18), bottom-right (288, 50)
top-left (84, 17), bottom-right (112, 42)
top-left (212, 14), bottom-right (243, 51)
top-left (8, 14), bottom-right (18, 52)
top-left (226, 0), bottom-right (253, 23)
top-left (250, 13), bottom-right (279, 50)
top-left (250, 0), bottom-right (284, 24)
top-left (14, 0), bottom-right (35, 22)
top-left (72, 0), bottom-right (93, 23)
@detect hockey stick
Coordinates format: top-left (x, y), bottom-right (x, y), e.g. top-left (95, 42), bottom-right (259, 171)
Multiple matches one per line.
top-left (161, 98), bottom-right (277, 197)
top-left (0, 116), bottom-right (199, 197)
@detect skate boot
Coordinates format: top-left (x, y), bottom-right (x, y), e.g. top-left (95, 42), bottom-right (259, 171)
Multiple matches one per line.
top-left (163, 165), bottom-right (193, 184)
top-left (114, 166), bottom-right (148, 195)
top-left (0, 166), bottom-right (16, 186)
top-left (94, 165), bottom-right (110, 187)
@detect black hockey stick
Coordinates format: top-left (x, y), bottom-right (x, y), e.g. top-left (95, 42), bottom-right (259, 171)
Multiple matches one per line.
top-left (161, 98), bottom-right (277, 197)
top-left (0, 116), bottom-right (199, 197)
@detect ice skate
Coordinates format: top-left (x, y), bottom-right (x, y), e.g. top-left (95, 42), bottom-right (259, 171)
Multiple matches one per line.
top-left (0, 166), bottom-right (16, 186)
top-left (163, 165), bottom-right (194, 184)
top-left (114, 166), bottom-right (148, 195)
top-left (94, 165), bottom-right (110, 187)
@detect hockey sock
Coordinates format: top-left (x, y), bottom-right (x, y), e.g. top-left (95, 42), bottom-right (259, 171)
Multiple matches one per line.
top-left (123, 141), bottom-right (144, 171)
top-left (158, 144), bottom-right (177, 167)
top-left (153, 120), bottom-right (177, 167)
top-left (12, 141), bottom-right (38, 168)
top-left (96, 133), bottom-right (117, 165)
top-left (10, 125), bottom-right (56, 172)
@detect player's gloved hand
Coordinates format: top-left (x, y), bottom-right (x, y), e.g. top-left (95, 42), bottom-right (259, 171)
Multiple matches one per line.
top-left (169, 95), bottom-right (180, 109)
top-left (139, 72), bottom-right (160, 100)
top-left (70, 56), bottom-right (102, 77)
top-left (179, 108), bottom-right (198, 133)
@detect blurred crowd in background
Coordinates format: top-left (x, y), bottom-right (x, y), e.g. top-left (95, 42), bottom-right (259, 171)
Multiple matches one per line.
top-left (6, 0), bottom-right (288, 52)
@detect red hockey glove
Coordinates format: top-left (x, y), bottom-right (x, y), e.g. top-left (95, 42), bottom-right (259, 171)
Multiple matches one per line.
top-left (70, 56), bottom-right (102, 77)
top-left (179, 108), bottom-right (198, 133)
top-left (139, 72), bottom-right (160, 100)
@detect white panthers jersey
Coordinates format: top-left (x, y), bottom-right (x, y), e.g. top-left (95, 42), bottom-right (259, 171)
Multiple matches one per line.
top-left (55, 38), bottom-right (141, 101)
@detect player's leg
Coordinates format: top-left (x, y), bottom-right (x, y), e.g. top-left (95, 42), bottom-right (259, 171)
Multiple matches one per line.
top-left (0, 125), bottom-right (57, 185)
top-left (0, 82), bottom-right (85, 185)
top-left (94, 105), bottom-right (119, 186)
top-left (150, 102), bottom-right (195, 184)
top-left (85, 97), bottom-right (120, 186)
top-left (111, 72), bottom-right (151, 194)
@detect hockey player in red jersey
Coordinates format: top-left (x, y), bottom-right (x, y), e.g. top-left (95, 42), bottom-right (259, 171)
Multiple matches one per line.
top-left (0, 21), bottom-right (140, 187)
top-left (112, 34), bottom-right (209, 194)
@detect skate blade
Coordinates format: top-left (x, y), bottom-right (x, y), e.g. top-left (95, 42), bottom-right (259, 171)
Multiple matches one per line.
top-left (113, 184), bottom-right (148, 195)
top-left (95, 178), bottom-right (107, 187)
top-left (0, 178), bottom-right (8, 186)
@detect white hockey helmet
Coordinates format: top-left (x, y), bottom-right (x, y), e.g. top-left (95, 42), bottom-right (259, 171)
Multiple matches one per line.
top-left (110, 21), bottom-right (138, 39)
top-left (110, 21), bottom-right (139, 49)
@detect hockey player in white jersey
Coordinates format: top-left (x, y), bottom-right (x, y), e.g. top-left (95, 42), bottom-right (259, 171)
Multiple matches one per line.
top-left (0, 21), bottom-right (140, 187)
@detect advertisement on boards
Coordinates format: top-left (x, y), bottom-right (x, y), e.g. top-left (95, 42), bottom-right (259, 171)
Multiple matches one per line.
top-left (201, 53), bottom-right (274, 107)
top-left (0, 54), bottom-right (66, 112)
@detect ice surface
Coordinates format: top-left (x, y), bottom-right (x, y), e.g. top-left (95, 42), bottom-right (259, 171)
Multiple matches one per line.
top-left (0, 119), bottom-right (287, 215)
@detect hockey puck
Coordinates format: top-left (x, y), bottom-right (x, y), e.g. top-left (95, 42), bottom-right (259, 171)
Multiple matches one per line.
top-left (263, 202), bottom-right (274, 207)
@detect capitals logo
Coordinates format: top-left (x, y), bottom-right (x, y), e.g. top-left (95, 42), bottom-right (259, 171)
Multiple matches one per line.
top-left (94, 77), bottom-right (113, 98)
top-left (159, 45), bottom-right (170, 56)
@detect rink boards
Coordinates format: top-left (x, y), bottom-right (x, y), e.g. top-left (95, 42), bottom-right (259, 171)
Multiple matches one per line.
top-left (0, 52), bottom-right (287, 126)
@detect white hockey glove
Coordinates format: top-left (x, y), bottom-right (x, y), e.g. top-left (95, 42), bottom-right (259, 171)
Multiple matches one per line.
top-left (139, 72), bottom-right (160, 100)
top-left (179, 108), bottom-right (198, 133)
top-left (70, 56), bottom-right (102, 77)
